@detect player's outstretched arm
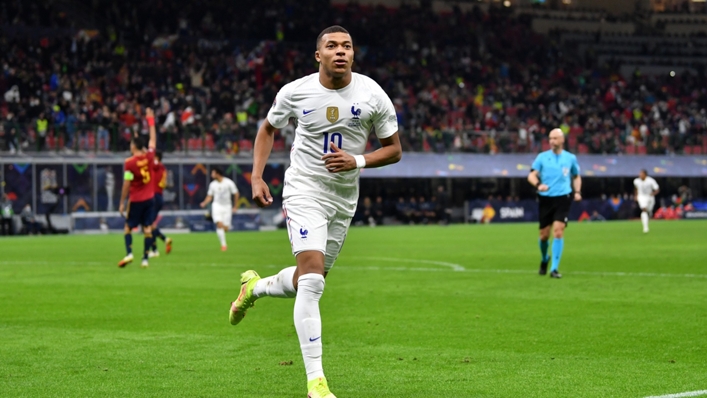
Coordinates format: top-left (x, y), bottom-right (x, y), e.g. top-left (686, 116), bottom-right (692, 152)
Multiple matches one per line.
top-left (323, 132), bottom-right (402, 173)
top-left (252, 119), bottom-right (277, 207)
top-left (200, 195), bottom-right (213, 208)
top-left (118, 178), bottom-right (131, 217)
top-left (146, 107), bottom-right (156, 149)
top-left (232, 192), bottom-right (239, 212)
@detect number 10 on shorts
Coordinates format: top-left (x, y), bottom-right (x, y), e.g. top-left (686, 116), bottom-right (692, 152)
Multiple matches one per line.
top-left (323, 132), bottom-right (343, 153)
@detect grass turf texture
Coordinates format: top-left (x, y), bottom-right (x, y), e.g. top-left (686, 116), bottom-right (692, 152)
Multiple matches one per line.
top-left (1, 221), bottom-right (706, 398)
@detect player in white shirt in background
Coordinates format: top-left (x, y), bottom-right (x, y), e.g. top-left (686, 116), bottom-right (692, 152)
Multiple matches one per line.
top-left (228, 26), bottom-right (402, 398)
top-left (634, 169), bottom-right (660, 233)
top-left (200, 167), bottom-right (239, 251)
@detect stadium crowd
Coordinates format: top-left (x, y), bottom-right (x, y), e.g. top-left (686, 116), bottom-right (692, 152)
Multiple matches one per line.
top-left (1, 0), bottom-right (707, 155)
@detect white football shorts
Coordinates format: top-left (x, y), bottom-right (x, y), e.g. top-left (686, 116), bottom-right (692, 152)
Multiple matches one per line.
top-left (211, 204), bottom-right (233, 228)
top-left (283, 196), bottom-right (352, 272)
top-left (637, 196), bottom-right (655, 213)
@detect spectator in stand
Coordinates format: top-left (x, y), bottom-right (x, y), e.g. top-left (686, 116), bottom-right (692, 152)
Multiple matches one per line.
top-left (589, 211), bottom-right (606, 222)
top-left (418, 196), bottom-right (437, 224)
top-left (1, 194), bottom-right (14, 235)
top-left (1, 1), bottom-right (705, 155)
top-left (436, 186), bottom-right (452, 224)
top-left (20, 204), bottom-right (42, 235)
top-left (396, 197), bottom-right (410, 224)
top-left (36, 113), bottom-right (48, 151)
top-left (373, 196), bottom-right (385, 226)
top-left (408, 197), bottom-right (421, 224)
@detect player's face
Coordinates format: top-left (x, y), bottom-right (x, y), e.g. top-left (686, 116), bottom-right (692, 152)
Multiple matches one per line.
top-left (316, 32), bottom-right (354, 78)
top-left (639, 171), bottom-right (647, 180)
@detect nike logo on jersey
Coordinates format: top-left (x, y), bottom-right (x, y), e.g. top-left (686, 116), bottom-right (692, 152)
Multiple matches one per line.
top-left (302, 109), bottom-right (315, 115)
top-left (309, 336), bottom-right (321, 342)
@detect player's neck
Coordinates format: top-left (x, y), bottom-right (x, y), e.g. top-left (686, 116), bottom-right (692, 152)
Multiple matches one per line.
top-left (319, 69), bottom-right (352, 90)
top-left (552, 147), bottom-right (563, 155)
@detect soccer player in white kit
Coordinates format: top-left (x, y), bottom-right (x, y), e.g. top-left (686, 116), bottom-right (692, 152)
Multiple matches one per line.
top-left (228, 26), bottom-right (402, 398)
top-left (200, 167), bottom-right (239, 250)
top-left (634, 169), bottom-right (659, 233)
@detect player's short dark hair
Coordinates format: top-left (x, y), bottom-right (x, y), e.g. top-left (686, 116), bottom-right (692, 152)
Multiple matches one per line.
top-left (131, 136), bottom-right (146, 150)
top-left (211, 167), bottom-right (224, 176)
top-left (641, 169), bottom-right (648, 175)
top-left (316, 25), bottom-right (351, 50)
top-left (155, 151), bottom-right (163, 161)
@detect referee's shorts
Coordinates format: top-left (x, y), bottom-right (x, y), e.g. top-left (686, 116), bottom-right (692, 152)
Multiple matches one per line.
top-left (538, 194), bottom-right (572, 229)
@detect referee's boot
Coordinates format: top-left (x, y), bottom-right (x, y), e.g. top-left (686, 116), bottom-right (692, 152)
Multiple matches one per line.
top-left (539, 261), bottom-right (549, 275)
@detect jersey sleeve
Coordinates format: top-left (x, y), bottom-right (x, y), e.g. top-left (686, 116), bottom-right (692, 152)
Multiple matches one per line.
top-left (207, 182), bottom-right (215, 197)
top-left (531, 154), bottom-right (542, 172)
top-left (372, 90), bottom-right (398, 139)
top-left (123, 159), bottom-right (135, 182)
top-left (633, 178), bottom-right (639, 189)
top-left (230, 180), bottom-right (239, 195)
top-left (267, 84), bottom-right (295, 129)
top-left (570, 155), bottom-right (580, 176)
top-left (652, 179), bottom-right (659, 190)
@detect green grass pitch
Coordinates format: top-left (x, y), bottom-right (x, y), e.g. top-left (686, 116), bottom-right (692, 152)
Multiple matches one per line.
top-left (1, 221), bottom-right (706, 397)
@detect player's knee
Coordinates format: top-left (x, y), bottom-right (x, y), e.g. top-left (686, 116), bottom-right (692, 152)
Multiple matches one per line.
top-left (553, 229), bottom-right (565, 239)
top-left (298, 273), bottom-right (325, 294)
top-left (124, 225), bottom-right (131, 234)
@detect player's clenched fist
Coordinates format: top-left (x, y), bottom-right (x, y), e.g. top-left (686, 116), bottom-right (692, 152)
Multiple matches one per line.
top-left (251, 176), bottom-right (273, 207)
top-left (322, 142), bottom-right (356, 173)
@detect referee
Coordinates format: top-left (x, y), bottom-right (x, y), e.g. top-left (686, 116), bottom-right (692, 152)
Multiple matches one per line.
top-left (527, 129), bottom-right (582, 278)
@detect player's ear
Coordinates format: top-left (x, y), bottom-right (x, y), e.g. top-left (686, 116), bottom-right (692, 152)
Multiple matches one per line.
top-left (314, 50), bottom-right (321, 63)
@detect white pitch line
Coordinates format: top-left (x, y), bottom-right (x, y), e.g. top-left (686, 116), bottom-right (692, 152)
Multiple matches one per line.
top-left (351, 256), bottom-right (466, 271)
top-left (645, 390), bottom-right (707, 398)
top-left (2, 260), bottom-right (707, 279)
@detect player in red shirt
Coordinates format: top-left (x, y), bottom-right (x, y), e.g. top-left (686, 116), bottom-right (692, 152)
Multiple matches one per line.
top-left (148, 151), bottom-right (173, 257)
top-left (118, 108), bottom-right (157, 268)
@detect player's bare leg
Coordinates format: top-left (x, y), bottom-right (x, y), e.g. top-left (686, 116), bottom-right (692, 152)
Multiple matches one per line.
top-left (538, 225), bottom-right (551, 275)
top-left (640, 207), bottom-right (650, 233)
top-left (118, 224), bottom-right (134, 267)
top-left (216, 221), bottom-right (228, 251)
top-left (549, 221), bottom-right (566, 278)
top-left (141, 225), bottom-right (154, 268)
top-left (149, 221), bottom-right (171, 257)
top-left (230, 251), bottom-right (334, 396)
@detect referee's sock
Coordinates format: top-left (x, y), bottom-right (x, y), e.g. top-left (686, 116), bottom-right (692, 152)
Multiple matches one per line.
top-left (539, 239), bottom-right (550, 263)
top-left (551, 238), bottom-right (564, 272)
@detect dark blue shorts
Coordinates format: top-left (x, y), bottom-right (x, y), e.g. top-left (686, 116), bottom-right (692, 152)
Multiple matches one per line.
top-left (152, 193), bottom-right (164, 223)
top-left (126, 199), bottom-right (155, 229)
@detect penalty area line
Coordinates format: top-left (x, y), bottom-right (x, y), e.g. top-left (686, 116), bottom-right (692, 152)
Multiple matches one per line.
top-left (645, 390), bottom-right (707, 398)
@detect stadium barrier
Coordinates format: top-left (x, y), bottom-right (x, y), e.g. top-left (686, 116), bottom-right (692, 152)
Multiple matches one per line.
top-left (465, 198), bottom-right (704, 223)
top-left (71, 209), bottom-right (261, 233)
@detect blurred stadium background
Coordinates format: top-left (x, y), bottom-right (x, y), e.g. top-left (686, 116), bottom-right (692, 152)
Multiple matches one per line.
top-left (1, 0), bottom-right (707, 234)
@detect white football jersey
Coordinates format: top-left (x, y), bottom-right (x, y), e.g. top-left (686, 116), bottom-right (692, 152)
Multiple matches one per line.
top-left (207, 177), bottom-right (238, 207)
top-left (634, 176), bottom-right (659, 198)
top-left (267, 72), bottom-right (398, 216)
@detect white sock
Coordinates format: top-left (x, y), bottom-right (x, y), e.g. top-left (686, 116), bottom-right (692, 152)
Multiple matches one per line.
top-left (641, 212), bottom-right (649, 230)
top-left (294, 273), bottom-right (325, 381)
top-left (253, 266), bottom-right (296, 298)
top-left (216, 228), bottom-right (226, 247)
